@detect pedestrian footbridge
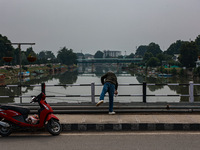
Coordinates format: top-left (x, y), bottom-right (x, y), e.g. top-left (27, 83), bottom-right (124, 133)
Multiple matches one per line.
top-left (77, 58), bottom-right (143, 64)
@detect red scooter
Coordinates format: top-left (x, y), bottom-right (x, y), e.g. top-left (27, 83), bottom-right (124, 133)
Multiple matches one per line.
top-left (0, 92), bottom-right (62, 137)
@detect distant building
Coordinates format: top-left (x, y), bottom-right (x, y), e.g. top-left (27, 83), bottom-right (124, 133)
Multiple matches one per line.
top-left (76, 53), bottom-right (85, 59)
top-left (172, 54), bottom-right (180, 62)
top-left (84, 54), bottom-right (94, 59)
top-left (103, 50), bottom-right (121, 58)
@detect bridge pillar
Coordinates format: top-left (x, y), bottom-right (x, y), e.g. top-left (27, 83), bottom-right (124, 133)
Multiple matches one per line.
top-left (143, 82), bottom-right (147, 103)
top-left (91, 82), bottom-right (95, 103)
top-left (189, 81), bottom-right (194, 103)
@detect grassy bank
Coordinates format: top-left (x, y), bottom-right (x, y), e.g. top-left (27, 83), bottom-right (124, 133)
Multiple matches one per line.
top-left (0, 64), bottom-right (70, 84)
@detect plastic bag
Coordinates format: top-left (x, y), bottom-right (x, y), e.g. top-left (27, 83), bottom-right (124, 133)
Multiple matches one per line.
top-left (26, 114), bottom-right (39, 124)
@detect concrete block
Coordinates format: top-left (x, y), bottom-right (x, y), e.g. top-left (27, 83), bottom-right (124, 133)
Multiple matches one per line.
top-left (131, 124), bottom-right (139, 130)
top-left (96, 124), bottom-right (104, 131)
top-left (78, 124), bottom-right (87, 131)
top-left (62, 124), bottom-right (71, 131)
top-left (113, 124), bottom-right (122, 131)
top-left (148, 124), bottom-right (156, 130)
top-left (164, 124), bottom-right (174, 130)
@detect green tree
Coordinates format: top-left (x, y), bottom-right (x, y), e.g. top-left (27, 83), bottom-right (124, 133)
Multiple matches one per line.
top-left (179, 68), bottom-right (185, 76)
top-left (165, 40), bottom-right (184, 56)
top-left (76, 53), bottom-right (85, 59)
top-left (147, 57), bottom-right (160, 67)
top-left (26, 47), bottom-right (36, 57)
top-left (57, 47), bottom-right (77, 65)
top-left (143, 52), bottom-right (153, 62)
top-left (146, 42), bottom-right (162, 56)
top-left (38, 51), bottom-right (45, 59)
top-left (156, 53), bottom-right (174, 66)
top-left (170, 68), bottom-right (177, 75)
top-left (94, 50), bottom-right (103, 58)
top-left (194, 66), bottom-right (200, 76)
top-left (46, 51), bottom-right (55, 59)
top-left (20, 47), bottom-right (37, 65)
top-left (37, 50), bottom-right (56, 64)
top-left (117, 55), bottom-right (123, 58)
top-left (38, 50), bottom-right (55, 59)
top-left (135, 45), bottom-right (148, 57)
top-left (195, 35), bottom-right (200, 54)
top-left (21, 51), bottom-right (28, 65)
top-left (126, 53), bottom-right (135, 58)
top-left (0, 34), bottom-right (15, 65)
top-left (178, 41), bottom-right (198, 68)
top-left (167, 59), bottom-right (181, 66)
top-left (156, 53), bottom-right (166, 64)
top-left (159, 66), bottom-right (167, 74)
top-left (13, 48), bottom-right (20, 65)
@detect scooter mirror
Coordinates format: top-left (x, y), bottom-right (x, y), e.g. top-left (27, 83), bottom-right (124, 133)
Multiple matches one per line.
top-left (30, 97), bottom-right (36, 103)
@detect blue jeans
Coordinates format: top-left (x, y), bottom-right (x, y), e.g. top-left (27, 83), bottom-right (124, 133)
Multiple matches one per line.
top-left (100, 82), bottom-right (115, 112)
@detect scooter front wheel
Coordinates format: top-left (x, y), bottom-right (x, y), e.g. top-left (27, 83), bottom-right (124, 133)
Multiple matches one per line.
top-left (46, 119), bottom-right (62, 136)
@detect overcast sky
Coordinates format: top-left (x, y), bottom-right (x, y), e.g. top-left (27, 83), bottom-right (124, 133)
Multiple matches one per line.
top-left (0, 0), bottom-right (200, 55)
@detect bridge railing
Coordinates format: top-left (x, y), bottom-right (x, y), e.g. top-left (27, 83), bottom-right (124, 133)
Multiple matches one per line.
top-left (0, 82), bottom-right (199, 103)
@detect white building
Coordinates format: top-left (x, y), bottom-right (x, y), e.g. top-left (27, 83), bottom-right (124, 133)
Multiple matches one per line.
top-left (172, 54), bottom-right (180, 62)
top-left (103, 50), bottom-right (121, 58)
top-left (84, 54), bottom-right (94, 59)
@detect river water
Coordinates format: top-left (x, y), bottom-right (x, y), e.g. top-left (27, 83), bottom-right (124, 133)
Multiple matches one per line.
top-left (1, 64), bottom-right (200, 103)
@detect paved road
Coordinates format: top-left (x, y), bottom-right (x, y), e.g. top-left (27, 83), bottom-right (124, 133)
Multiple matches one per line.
top-left (1, 132), bottom-right (200, 150)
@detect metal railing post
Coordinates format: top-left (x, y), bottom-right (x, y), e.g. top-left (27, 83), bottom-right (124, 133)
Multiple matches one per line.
top-left (2, 82), bottom-right (200, 103)
top-left (41, 83), bottom-right (46, 94)
top-left (91, 82), bottom-right (95, 103)
top-left (189, 81), bottom-right (194, 103)
top-left (19, 84), bottom-right (22, 103)
top-left (143, 82), bottom-right (147, 103)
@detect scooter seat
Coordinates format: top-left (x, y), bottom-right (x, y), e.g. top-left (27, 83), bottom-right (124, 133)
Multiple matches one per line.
top-left (0, 105), bottom-right (30, 118)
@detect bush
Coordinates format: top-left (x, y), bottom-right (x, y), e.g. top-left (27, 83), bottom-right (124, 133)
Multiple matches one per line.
top-left (22, 66), bottom-right (28, 71)
top-left (179, 68), bottom-right (185, 76)
top-left (170, 68), bottom-right (177, 75)
top-left (193, 67), bottom-right (200, 76)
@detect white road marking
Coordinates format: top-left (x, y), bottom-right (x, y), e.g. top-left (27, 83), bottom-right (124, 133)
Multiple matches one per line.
top-left (9, 131), bottom-right (200, 137)
top-left (60, 131), bottom-right (200, 136)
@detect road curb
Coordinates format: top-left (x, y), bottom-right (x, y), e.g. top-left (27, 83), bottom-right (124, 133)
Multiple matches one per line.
top-left (61, 123), bottom-right (200, 131)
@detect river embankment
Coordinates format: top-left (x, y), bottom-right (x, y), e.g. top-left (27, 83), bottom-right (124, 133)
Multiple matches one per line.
top-left (0, 64), bottom-right (75, 85)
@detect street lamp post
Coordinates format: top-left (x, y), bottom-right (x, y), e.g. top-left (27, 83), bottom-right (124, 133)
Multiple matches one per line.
top-left (6, 43), bottom-right (35, 103)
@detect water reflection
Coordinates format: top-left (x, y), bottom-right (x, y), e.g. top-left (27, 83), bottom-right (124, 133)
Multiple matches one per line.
top-left (54, 70), bottom-right (78, 84)
top-left (1, 64), bottom-right (200, 103)
top-left (136, 75), bottom-right (191, 102)
top-left (78, 64), bottom-right (200, 102)
top-left (78, 63), bottom-right (126, 76)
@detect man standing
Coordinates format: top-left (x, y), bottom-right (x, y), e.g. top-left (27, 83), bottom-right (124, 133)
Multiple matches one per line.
top-left (96, 71), bottom-right (118, 115)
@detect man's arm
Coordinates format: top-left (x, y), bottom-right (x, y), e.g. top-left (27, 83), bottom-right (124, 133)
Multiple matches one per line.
top-left (115, 81), bottom-right (118, 90)
top-left (101, 74), bottom-right (107, 85)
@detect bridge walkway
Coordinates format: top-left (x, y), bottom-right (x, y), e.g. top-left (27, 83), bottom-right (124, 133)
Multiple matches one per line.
top-left (17, 102), bottom-right (200, 132)
top-left (57, 113), bottom-right (200, 131)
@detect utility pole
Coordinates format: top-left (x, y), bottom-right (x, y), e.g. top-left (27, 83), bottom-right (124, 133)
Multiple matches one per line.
top-left (6, 43), bottom-right (35, 103)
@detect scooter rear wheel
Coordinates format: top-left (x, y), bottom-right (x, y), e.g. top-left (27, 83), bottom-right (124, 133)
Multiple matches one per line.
top-left (0, 123), bottom-right (12, 137)
top-left (46, 119), bottom-right (62, 136)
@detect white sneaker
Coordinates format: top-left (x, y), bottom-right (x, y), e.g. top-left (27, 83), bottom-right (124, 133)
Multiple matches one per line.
top-left (108, 112), bottom-right (116, 115)
top-left (96, 100), bottom-right (104, 106)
